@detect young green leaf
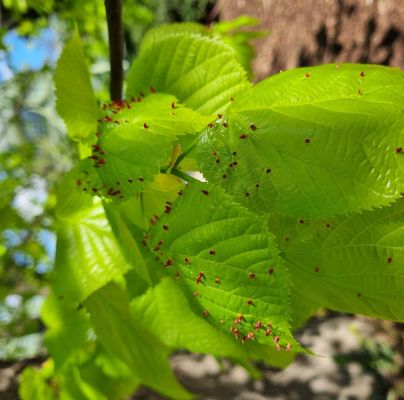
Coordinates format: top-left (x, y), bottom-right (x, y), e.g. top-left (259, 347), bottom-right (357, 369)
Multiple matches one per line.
top-left (77, 94), bottom-right (209, 200)
top-left (131, 277), bottom-right (297, 367)
top-left (198, 64), bottom-right (404, 218)
top-left (85, 283), bottom-right (191, 400)
top-left (19, 366), bottom-right (56, 400)
top-left (270, 198), bottom-right (404, 321)
top-left (55, 31), bottom-right (99, 143)
top-left (41, 294), bottom-right (90, 370)
top-left (149, 181), bottom-right (299, 352)
top-left (54, 172), bottom-right (130, 303)
top-left (126, 33), bottom-right (250, 115)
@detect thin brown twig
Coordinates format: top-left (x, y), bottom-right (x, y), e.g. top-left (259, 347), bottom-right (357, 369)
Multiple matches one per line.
top-left (105, 0), bottom-right (124, 100)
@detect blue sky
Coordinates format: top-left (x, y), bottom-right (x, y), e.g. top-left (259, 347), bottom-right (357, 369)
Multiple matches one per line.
top-left (0, 27), bottom-right (60, 81)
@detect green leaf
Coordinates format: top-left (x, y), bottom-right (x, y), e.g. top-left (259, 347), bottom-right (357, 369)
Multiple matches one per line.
top-left (140, 23), bottom-right (207, 50)
top-left (77, 94), bottom-right (209, 200)
top-left (41, 294), bottom-right (90, 370)
top-left (55, 30), bottom-right (99, 143)
top-left (271, 198), bottom-right (404, 321)
top-left (131, 278), bottom-right (297, 367)
top-left (212, 15), bottom-right (262, 33)
top-left (54, 172), bottom-right (130, 303)
top-left (85, 283), bottom-right (191, 400)
top-left (60, 367), bottom-right (108, 400)
top-left (126, 33), bottom-right (250, 115)
top-left (198, 64), bottom-right (404, 218)
top-left (79, 349), bottom-right (140, 400)
top-left (148, 181), bottom-right (299, 352)
top-left (19, 366), bottom-right (55, 400)
top-left (103, 173), bottom-right (185, 286)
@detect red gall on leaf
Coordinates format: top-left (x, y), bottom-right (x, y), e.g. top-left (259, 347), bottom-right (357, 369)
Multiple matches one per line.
top-left (164, 258), bottom-right (174, 267)
top-left (234, 314), bottom-right (244, 324)
top-left (196, 271), bottom-right (205, 284)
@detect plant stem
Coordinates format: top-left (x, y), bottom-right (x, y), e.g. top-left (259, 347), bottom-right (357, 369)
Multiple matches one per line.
top-left (171, 168), bottom-right (201, 184)
top-left (105, 0), bottom-right (124, 101)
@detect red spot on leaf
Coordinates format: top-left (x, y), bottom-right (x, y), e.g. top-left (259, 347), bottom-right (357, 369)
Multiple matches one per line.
top-left (164, 258), bottom-right (174, 267)
top-left (196, 271), bottom-right (205, 284)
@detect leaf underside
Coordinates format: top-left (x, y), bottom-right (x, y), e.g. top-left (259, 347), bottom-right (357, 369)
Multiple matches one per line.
top-left (54, 173), bottom-right (130, 303)
top-left (55, 31), bottom-right (99, 142)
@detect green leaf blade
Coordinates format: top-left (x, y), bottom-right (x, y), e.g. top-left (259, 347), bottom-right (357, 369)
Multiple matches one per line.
top-left (54, 173), bottom-right (130, 303)
top-left (85, 283), bottom-right (191, 400)
top-left (126, 34), bottom-right (250, 115)
top-left (271, 198), bottom-right (404, 322)
top-left (148, 182), bottom-right (299, 352)
top-left (77, 94), bottom-right (209, 200)
top-left (131, 277), bottom-right (297, 367)
top-left (198, 64), bottom-right (404, 217)
top-left (55, 31), bottom-right (99, 143)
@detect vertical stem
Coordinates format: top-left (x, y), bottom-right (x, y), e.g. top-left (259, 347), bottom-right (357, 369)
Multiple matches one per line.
top-left (105, 0), bottom-right (124, 101)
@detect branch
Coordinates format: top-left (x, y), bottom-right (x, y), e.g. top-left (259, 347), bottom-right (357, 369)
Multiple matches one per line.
top-left (105, 0), bottom-right (124, 101)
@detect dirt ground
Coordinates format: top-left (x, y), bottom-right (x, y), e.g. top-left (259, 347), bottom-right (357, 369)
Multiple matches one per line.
top-left (133, 314), bottom-right (404, 400)
top-left (218, 0), bottom-right (404, 79)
